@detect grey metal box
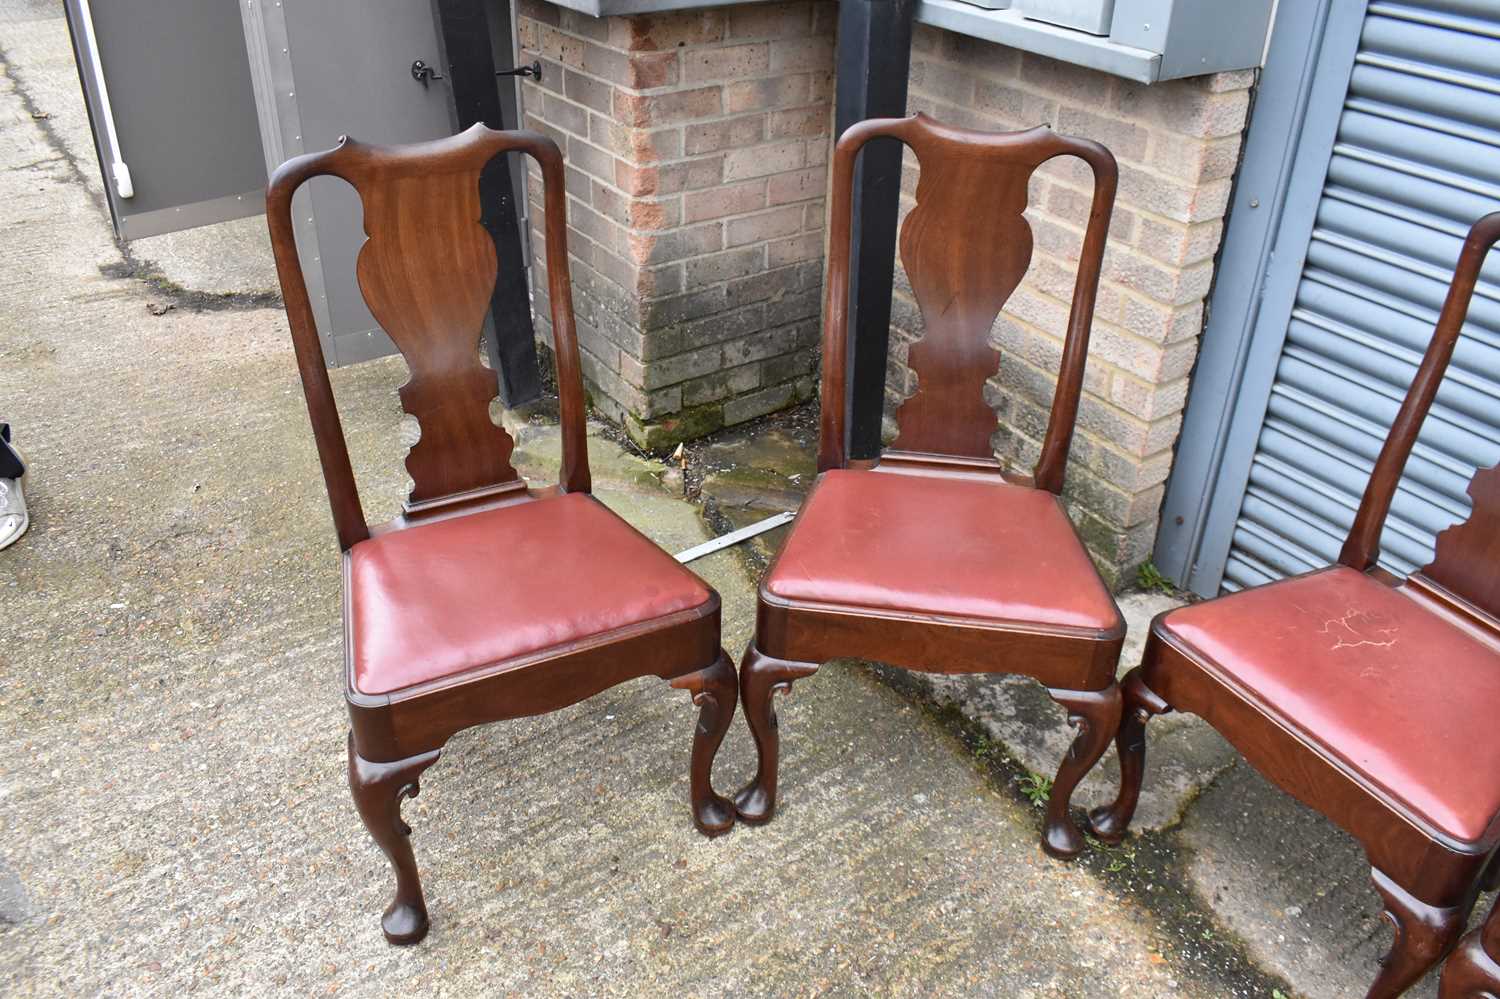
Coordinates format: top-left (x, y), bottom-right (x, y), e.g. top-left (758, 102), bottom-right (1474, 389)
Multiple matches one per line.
top-left (1017, 0), bottom-right (1115, 35)
top-left (1110, 0), bottom-right (1274, 79)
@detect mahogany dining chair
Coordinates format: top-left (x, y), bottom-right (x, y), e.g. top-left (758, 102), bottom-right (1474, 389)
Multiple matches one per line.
top-left (734, 113), bottom-right (1123, 858)
top-left (1089, 212), bottom-right (1500, 998)
top-left (266, 125), bottom-right (738, 945)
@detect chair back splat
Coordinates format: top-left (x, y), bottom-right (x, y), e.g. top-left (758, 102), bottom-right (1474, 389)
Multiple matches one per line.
top-left (266, 125), bottom-right (590, 551)
top-left (818, 113), bottom-right (1117, 492)
top-left (1340, 212), bottom-right (1500, 617)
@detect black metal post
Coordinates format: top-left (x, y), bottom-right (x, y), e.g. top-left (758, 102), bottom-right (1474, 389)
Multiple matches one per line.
top-left (835, 0), bottom-right (916, 459)
top-left (431, 0), bottom-right (542, 407)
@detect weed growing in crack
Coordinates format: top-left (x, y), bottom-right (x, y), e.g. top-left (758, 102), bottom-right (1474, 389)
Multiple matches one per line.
top-left (1016, 772), bottom-right (1052, 807)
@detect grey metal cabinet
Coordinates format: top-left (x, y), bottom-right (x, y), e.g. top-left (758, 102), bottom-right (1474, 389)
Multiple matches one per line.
top-left (64, 0), bottom-right (268, 239)
top-left (67, 0), bottom-right (530, 371)
top-left (1158, 0), bottom-right (1500, 595)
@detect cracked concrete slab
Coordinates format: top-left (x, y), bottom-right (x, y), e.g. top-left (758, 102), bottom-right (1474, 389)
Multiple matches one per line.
top-left (876, 589), bottom-right (1240, 834)
top-left (1182, 761), bottom-right (1450, 999)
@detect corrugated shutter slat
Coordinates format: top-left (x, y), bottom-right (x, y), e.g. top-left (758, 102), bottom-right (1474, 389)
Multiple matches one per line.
top-left (1223, 1), bottom-right (1500, 591)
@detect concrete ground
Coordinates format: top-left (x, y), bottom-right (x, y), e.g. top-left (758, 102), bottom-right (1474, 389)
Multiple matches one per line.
top-left (0, 3), bottom-right (1479, 996)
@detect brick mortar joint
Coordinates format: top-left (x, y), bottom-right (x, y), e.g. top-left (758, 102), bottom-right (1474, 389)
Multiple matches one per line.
top-left (892, 286), bottom-right (1200, 372)
top-left (541, 245), bottom-right (816, 327)
top-left (554, 192), bottom-right (820, 244)
top-left (526, 125), bottom-right (802, 181)
top-left (520, 16), bottom-right (828, 80)
top-left (1032, 156), bottom-right (1239, 204)
top-left (908, 76), bottom-right (1251, 144)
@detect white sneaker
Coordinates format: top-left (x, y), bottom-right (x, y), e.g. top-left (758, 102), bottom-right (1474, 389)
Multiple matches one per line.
top-left (0, 470), bottom-right (27, 551)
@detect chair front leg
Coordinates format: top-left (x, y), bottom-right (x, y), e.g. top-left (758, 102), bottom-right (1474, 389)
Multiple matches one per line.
top-left (1042, 683), bottom-right (1122, 859)
top-left (1440, 894), bottom-right (1500, 998)
top-left (670, 651), bottom-right (739, 837)
top-left (1368, 868), bottom-right (1466, 999)
top-left (734, 643), bottom-right (820, 824)
top-left (1087, 666), bottom-right (1171, 843)
top-left (347, 737), bottom-right (442, 945)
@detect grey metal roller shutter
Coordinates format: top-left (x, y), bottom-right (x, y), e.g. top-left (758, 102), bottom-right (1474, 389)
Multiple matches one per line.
top-left (1222, 0), bottom-right (1500, 591)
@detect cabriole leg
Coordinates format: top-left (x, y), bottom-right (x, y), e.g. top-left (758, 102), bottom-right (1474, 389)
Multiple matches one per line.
top-left (1042, 683), bottom-right (1122, 859)
top-left (733, 643), bottom-right (819, 824)
top-left (1367, 868), bottom-right (1464, 999)
top-left (1087, 667), bottom-right (1170, 844)
top-left (670, 652), bottom-right (739, 837)
top-left (1439, 893), bottom-right (1500, 998)
top-left (347, 737), bottom-right (441, 945)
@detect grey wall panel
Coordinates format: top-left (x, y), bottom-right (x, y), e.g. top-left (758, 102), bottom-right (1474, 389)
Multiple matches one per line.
top-left (1161, 0), bottom-right (1500, 595)
top-left (1109, 0), bottom-right (1274, 80)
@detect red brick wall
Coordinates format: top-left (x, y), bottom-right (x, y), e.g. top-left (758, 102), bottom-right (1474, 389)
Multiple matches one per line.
top-left (517, 1), bottom-right (836, 448)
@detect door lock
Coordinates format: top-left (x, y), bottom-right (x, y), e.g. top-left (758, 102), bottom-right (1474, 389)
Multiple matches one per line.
top-left (496, 61), bottom-right (542, 82)
top-left (412, 59), bottom-right (539, 86)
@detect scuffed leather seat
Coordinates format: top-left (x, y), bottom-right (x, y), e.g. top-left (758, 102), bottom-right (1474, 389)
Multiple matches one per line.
top-left (764, 467), bottom-right (1122, 635)
top-left (1159, 565), bottom-right (1500, 842)
top-left (347, 492), bottom-right (714, 695)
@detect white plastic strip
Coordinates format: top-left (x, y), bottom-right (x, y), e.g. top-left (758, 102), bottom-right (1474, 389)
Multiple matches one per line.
top-left (674, 511), bottom-right (796, 564)
top-left (75, 0), bottom-right (133, 198)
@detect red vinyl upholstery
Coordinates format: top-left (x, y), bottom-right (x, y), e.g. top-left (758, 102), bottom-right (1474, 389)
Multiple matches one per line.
top-left (347, 492), bottom-right (714, 695)
top-left (1162, 566), bottom-right (1500, 842)
top-left (764, 468), bottom-right (1120, 634)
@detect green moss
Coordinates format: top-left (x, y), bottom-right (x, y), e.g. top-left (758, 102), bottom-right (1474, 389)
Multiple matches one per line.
top-left (1137, 561), bottom-right (1179, 596)
top-left (623, 402), bottom-right (725, 453)
top-left (1069, 510), bottom-right (1128, 589)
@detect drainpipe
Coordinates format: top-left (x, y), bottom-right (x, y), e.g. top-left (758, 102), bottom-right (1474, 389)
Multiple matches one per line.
top-left (834, 0), bottom-right (917, 460)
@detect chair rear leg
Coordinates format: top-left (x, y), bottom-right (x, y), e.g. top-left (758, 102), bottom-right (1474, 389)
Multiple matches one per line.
top-left (1368, 868), bottom-right (1465, 999)
top-left (670, 652), bottom-right (739, 837)
top-left (734, 643), bottom-right (819, 825)
top-left (347, 737), bottom-right (442, 945)
top-left (1087, 667), bottom-right (1170, 844)
top-left (1042, 684), bottom-right (1122, 859)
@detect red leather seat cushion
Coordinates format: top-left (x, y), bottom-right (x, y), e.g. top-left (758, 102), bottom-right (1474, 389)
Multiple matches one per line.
top-left (1162, 566), bottom-right (1500, 842)
top-left (347, 492), bottom-right (713, 695)
top-left (764, 468), bottom-right (1120, 632)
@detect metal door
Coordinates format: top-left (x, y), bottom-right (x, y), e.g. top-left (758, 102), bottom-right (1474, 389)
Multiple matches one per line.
top-left (65, 0), bottom-right (540, 384)
top-left (241, 0), bottom-right (457, 365)
top-left (63, 0), bottom-right (268, 240)
top-left (241, 0), bottom-right (539, 381)
top-left (1157, 0), bottom-right (1500, 594)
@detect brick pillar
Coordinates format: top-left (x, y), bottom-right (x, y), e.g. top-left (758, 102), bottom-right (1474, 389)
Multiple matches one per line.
top-left (898, 26), bottom-right (1254, 585)
top-left (517, 0), bottom-right (836, 449)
